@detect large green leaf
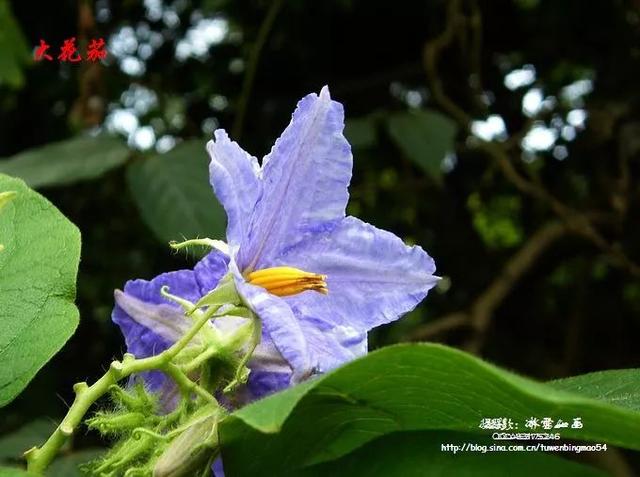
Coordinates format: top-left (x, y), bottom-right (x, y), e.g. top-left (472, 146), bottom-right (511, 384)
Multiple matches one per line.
top-left (0, 136), bottom-right (130, 189)
top-left (550, 369), bottom-right (640, 411)
top-left (0, 174), bottom-right (81, 406)
top-left (219, 344), bottom-right (640, 476)
top-left (301, 431), bottom-right (606, 477)
top-left (386, 109), bottom-right (457, 183)
top-left (126, 140), bottom-right (226, 246)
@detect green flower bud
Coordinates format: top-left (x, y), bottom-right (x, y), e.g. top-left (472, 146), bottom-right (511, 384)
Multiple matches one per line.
top-left (110, 383), bottom-right (158, 413)
top-left (86, 411), bottom-right (148, 436)
top-left (153, 408), bottom-right (221, 477)
top-left (92, 432), bottom-right (159, 475)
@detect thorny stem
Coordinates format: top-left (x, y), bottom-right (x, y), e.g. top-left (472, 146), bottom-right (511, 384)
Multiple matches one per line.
top-left (24, 303), bottom-right (224, 474)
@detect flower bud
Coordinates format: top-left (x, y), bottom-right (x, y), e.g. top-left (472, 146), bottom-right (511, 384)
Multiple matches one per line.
top-left (91, 432), bottom-right (157, 475)
top-left (86, 411), bottom-right (147, 436)
top-left (153, 408), bottom-right (221, 477)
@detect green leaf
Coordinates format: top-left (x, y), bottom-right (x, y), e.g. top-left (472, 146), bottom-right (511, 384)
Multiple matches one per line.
top-left (344, 117), bottom-right (377, 149)
top-left (0, 174), bottom-right (81, 407)
top-left (126, 140), bottom-right (226, 247)
top-left (0, 467), bottom-right (38, 477)
top-left (386, 109), bottom-right (457, 183)
top-left (0, 136), bottom-right (130, 189)
top-left (219, 344), bottom-right (640, 476)
top-left (302, 431), bottom-right (606, 477)
top-left (550, 369), bottom-right (640, 412)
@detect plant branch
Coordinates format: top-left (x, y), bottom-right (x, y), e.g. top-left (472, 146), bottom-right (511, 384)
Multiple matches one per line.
top-left (162, 362), bottom-right (216, 404)
top-left (466, 0), bottom-right (486, 113)
top-left (463, 220), bottom-right (569, 352)
top-left (232, 0), bottom-right (285, 140)
top-left (24, 304), bottom-right (223, 474)
top-left (422, 0), bottom-right (472, 128)
top-left (422, 1), bottom-right (640, 278)
top-left (478, 143), bottom-right (640, 277)
top-left (410, 312), bottom-right (470, 340)
top-left (411, 221), bottom-right (569, 346)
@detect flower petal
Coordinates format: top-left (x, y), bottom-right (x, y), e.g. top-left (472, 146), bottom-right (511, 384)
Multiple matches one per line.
top-left (297, 315), bottom-right (367, 373)
top-left (233, 269), bottom-right (365, 377)
top-left (244, 369), bottom-right (291, 402)
top-left (193, 248), bottom-right (230, 295)
top-left (200, 255), bottom-right (294, 397)
top-left (112, 269), bottom-right (202, 410)
top-left (239, 86), bottom-right (353, 270)
top-left (234, 271), bottom-right (312, 381)
top-left (207, 129), bottom-right (261, 247)
top-left (280, 216), bottom-right (439, 331)
top-left (114, 290), bottom-right (201, 348)
top-left (112, 270), bottom-right (202, 358)
top-left (212, 458), bottom-right (225, 477)
top-left (112, 294), bottom-right (172, 404)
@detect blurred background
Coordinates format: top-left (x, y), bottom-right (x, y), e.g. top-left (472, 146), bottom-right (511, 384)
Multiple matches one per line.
top-left (1, 0), bottom-right (640, 472)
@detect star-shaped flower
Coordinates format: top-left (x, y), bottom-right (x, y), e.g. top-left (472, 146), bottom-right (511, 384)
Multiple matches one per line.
top-left (113, 86), bottom-right (438, 404)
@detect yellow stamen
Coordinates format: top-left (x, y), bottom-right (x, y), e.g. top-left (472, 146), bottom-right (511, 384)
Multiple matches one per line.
top-left (246, 266), bottom-right (328, 297)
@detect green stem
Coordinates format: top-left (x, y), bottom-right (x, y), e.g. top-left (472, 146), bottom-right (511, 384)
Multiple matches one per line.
top-left (25, 303), bottom-right (222, 474)
top-left (182, 345), bottom-right (221, 373)
top-left (162, 362), bottom-right (217, 404)
top-left (224, 316), bottom-right (261, 393)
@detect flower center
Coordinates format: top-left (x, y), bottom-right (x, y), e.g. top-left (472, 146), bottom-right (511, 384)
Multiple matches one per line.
top-left (246, 266), bottom-right (328, 297)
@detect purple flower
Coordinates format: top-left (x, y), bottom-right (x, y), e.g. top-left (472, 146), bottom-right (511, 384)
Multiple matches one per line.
top-left (113, 86), bottom-right (438, 404)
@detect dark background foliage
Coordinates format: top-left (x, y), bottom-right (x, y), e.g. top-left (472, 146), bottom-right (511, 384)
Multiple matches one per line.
top-left (1, 0), bottom-right (640, 473)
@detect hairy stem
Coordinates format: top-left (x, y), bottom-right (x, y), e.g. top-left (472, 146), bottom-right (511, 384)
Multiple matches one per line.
top-left (25, 304), bottom-right (222, 474)
top-left (162, 362), bottom-right (217, 404)
top-left (224, 316), bottom-right (261, 394)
